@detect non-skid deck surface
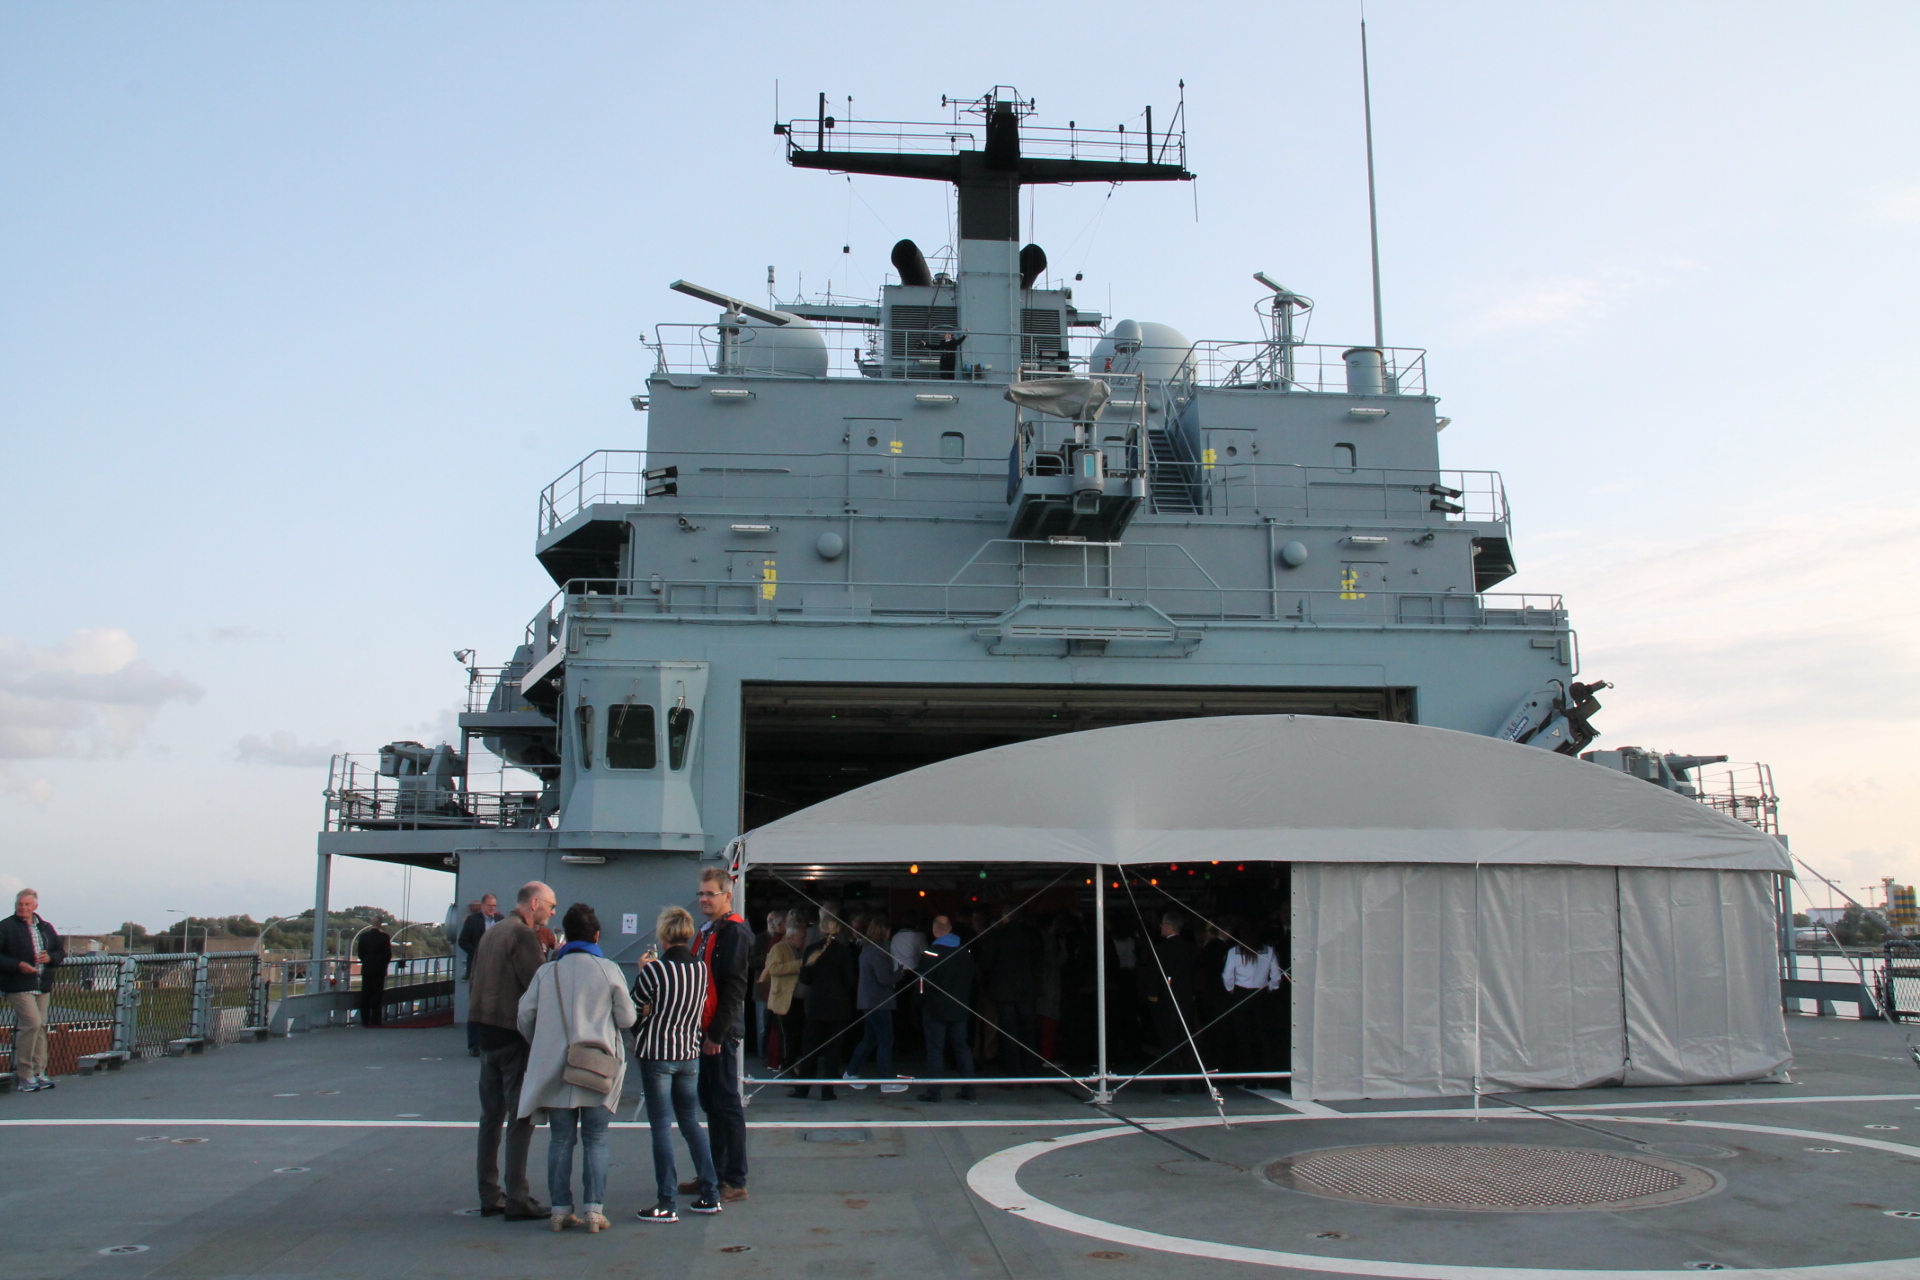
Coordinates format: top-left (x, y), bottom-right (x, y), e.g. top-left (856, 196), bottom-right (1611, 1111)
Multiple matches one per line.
top-left (4, 1017), bottom-right (1919, 1278)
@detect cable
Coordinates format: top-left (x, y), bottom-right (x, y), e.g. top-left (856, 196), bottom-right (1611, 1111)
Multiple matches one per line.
top-left (1119, 875), bottom-right (1229, 1124)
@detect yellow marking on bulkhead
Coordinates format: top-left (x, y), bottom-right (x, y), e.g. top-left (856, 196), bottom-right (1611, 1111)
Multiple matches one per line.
top-left (890, 440), bottom-right (904, 454)
top-left (1340, 567), bottom-right (1366, 600)
top-left (761, 563), bottom-right (777, 600)
top-left (1201, 447), bottom-right (1216, 471)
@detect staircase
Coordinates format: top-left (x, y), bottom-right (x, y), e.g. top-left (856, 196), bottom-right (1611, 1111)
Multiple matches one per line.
top-left (1145, 424), bottom-right (1201, 513)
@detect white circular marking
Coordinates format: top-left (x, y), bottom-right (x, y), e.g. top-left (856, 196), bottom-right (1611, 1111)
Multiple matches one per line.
top-left (98, 1245), bottom-right (149, 1255)
top-left (1866, 1125), bottom-right (1900, 1130)
top-left (1807, 1147), bottom-right (1843, 1153)
top-left (134, 1135), bottom-right (169, 1142)
top-left (272, 1093), bottom-right (298, 1098)
top-left (967, 1111), bottom-right (1920, 1279)
top-left (169, 1138), bottom-right (208, 1145)
top-left (395, 1113), bottom-right (422, 1118)
top-left (273, 1167), bottom-right (310, 1174)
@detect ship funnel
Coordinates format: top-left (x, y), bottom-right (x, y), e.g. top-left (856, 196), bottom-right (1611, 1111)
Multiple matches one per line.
top-left (891, 239), bottom-right (934, 287)
top-left (1019, 243), bottom-right (1047, 290)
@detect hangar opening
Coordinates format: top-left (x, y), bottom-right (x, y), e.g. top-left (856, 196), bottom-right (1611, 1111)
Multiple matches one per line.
top-left (740, 682), bottom-right (1415, 829)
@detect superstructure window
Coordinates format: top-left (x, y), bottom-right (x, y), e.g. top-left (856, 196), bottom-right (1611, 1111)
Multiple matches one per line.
top-left (606, 703), bottom-right (658, 770)
top-left (668, 705), bottom-right (695, 770)
top-left (940, 432), bottom-right (964, 463)
top-left (1334, 442), bottom-right (1357, 471)
top-left (575, 705), bottom-right (595, 770)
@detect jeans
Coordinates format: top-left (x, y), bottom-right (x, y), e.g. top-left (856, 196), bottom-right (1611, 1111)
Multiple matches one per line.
top-left (696, 1040), bottom-right (748, 1189)
top-left (921, 1017), bottom-right (974, 1100)
top-left (843, 1007), bottom-right (894, 1079)
top-left (476, 1039), bottom-right (537, 1211)
top-left (642, 1058), bottom-right (717, 1207)
top-left (7, 992), bottom-right (49, 1079)
top-left (544, 1105), bottom-right (610, 1211)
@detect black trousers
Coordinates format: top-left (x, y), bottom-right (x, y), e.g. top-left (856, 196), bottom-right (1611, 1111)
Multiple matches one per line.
top-left (795, 1017), bottom-right (850, 1096)
top-left (476, 1038), bottom-right (536, 1211)
top-left (994, 998), bottom-right (1039, 1077)
top-left (696, 1040), bottom-right (748, 1189)
top-left (359, 965), bottom-right (387, 1027)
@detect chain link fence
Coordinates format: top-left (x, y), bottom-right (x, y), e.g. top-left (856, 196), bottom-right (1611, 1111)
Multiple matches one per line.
top-left (2, 953), bottom-right (270, 1077)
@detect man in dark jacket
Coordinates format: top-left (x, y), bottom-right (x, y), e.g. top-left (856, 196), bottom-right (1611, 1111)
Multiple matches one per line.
top-left (979, 907), bottom-right (1045, 1080)
top-left (458, 894), bottom-right (502, 1055)
top-left (468, 881), bottom-right (553, 1219)
top-left (692, 867), bottom-right (753, 1202)
top-left (355, 923), bottom-right (392, 1028)
top-left (1144, 910), bottom-right (1202, 1093)
top-left (915, 915), bottom-right (976, 1103)
top-left (2, 889), bottom-right (65, 1092)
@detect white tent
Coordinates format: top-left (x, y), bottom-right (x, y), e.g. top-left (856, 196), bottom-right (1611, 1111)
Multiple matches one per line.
top-left (736, 715), bottom-right (1793, 1100)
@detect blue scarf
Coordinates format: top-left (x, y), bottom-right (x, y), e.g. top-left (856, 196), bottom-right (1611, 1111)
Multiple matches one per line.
top-left (555, 940), bottom-right (603, 960)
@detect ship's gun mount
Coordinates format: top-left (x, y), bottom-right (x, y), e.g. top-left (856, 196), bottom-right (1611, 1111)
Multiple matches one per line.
top-left (1003, 374), bottom-right (1147, 541)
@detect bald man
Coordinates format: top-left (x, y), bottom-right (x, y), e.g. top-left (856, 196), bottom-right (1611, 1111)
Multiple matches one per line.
top-left (469, 880), bottom-right (555, 1219)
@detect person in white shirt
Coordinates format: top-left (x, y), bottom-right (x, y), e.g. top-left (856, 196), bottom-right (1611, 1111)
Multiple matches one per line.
top-left (1220, 920), bottom-right (1284, 1082)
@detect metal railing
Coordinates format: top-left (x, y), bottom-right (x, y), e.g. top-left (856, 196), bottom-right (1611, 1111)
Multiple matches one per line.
top-left (646, 321), bottom-right (1427, 397)
top-left (537, 447), bottom-right (1508, 534)
top-left (324, 754), bottom-right (545, 833)
top-left (781, 107), bottom-right (1186, 171)
top-left (0, 954), bottom-right (268, 1075)
top-left (1184, 340), bottom-right (1427, 397)
top-left (1691, 762), bottom-right (1780, 835)
top-left (548, 563), bottom-right (1564, 628)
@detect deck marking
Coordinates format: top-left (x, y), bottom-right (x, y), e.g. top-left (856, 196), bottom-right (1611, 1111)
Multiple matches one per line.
top-left (1248, 1087), bottom-right (1344, 1117)
top-left (967, 1111), bottom-right (1920, 1279)
top-left (1, 1093), bottom-right (1914, 1134)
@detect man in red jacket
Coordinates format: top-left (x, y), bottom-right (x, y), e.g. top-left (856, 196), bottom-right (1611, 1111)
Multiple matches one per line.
top-left (690, 868), bottom-right (753, 1203)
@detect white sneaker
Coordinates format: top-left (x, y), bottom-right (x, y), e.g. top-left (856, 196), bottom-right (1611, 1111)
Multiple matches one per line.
top-left (881, 1079), bottom-right (910, 1094)
top-left (843, 1072), bottom-right (867, 1091)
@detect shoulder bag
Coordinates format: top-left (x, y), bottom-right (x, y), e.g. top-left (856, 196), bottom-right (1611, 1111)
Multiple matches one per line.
top-left (554, 954), bottom-right (618, 1093)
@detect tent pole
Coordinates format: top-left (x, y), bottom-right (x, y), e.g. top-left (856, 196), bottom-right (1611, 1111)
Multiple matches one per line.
top-left (1094, 862), bottom-right (1111, 1104)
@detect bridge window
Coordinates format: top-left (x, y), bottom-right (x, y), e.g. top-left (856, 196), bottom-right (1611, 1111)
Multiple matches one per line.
top-left (940, 431), bottom-right (964, 463)
top-left (668, 705), bottom-right (695, 771)
top-left (1335, 442), bottom-right (1357, 471)
top-left (575, 705), bottom-right (594, 770)
top-left (607, 703), bottom-right (658, 770)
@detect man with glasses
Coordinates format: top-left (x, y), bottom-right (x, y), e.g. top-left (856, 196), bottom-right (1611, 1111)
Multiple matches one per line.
top-left (688, 868), bottom-right (752, 1203)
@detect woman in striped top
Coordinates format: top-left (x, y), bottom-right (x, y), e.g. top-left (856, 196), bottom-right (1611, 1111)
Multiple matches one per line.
top-left (630, 905), bottom-right (720, 1222)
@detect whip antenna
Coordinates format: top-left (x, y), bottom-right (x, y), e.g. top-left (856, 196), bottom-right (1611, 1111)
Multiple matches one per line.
top-left (1361, 17), bottom-right (1385, 349)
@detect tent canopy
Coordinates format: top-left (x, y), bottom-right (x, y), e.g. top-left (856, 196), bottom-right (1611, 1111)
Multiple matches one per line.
top-left (738, 715), bottom-right (1789, 873)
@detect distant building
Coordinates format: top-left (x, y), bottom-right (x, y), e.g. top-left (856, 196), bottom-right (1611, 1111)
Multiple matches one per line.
top-left (1804, 907), bottom-right (1846, 926)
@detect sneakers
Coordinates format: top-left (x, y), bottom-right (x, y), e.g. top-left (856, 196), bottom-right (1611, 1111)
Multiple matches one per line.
top-left (881, 1078), bottom-right (911, 1094)
top-left (636, 1204), bottom-right (679, 1223)
top-left (843, 1072), bottom-right (867, 1091)
top-left (687, 1197), bottom-right (723, 1215)
top-left (17, 1077), bottom-right (51, 1093)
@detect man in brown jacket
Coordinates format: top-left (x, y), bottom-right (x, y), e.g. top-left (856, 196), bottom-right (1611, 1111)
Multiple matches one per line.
top-left (469, 880), bottom-right (555, 1219)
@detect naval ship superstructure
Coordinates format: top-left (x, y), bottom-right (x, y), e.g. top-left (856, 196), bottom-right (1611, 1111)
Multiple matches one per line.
top-left (317, 89), bottom-right (1599, 960)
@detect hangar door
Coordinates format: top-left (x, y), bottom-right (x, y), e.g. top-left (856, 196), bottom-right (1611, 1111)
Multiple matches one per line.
top-left (741, 682), bottom-right (1413, 830)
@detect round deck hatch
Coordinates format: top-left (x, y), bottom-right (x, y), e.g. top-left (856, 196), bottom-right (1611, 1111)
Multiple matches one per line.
top-left (1262, 1143), bottom-right (1720, 1213)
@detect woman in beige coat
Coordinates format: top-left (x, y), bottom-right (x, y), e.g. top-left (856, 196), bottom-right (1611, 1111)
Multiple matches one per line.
top-left (516, 903), bottom-right (636, 1233)
top-left (760, 908), bottom-right (807, 1082)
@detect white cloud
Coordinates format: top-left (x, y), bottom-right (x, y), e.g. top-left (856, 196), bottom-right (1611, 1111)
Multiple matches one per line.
top-left (235, 731), bottom-right (342, 768)
top-left (1866, 180), bottom-right (1920, 226)
top-left (0, 629), bottom-right (202, 763)
top-left (1459, 261), bottom-right (1692, 336)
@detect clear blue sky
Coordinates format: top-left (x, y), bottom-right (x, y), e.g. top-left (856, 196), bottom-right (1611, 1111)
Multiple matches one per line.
top-left (4, 1), bottom-right (1916, 932)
